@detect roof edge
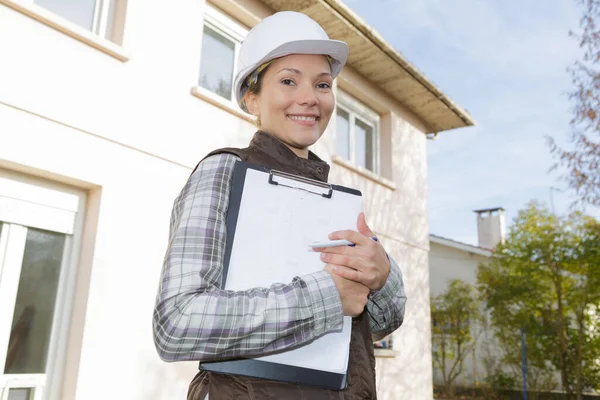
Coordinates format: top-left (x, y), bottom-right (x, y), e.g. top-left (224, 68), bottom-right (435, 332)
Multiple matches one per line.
top-left (429, 234), bottom-right (493, 257)
top-left (320, 0), bottom-right (476, 131)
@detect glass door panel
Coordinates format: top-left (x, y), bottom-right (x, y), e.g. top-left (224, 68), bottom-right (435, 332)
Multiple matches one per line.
top-left (0, 225), bottom-right (66, 400)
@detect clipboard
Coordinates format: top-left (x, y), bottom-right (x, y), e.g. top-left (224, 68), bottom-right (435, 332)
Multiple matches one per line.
top-left (199, 161), bottom-right (363, 390)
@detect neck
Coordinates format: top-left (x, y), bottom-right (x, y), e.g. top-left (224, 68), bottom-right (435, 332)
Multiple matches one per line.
top-left (289, 146), bottom-right (309, 159)
top-left (261, 130), bottom-right (310, 159)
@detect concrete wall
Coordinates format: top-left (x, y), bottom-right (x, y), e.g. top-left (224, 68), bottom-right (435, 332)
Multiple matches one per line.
top-left (0, 0), bottom-right (433, 398)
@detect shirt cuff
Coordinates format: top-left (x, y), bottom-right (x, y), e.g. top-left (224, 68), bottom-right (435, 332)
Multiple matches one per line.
top-left (369, 256), bottom-right (403, 303)
top-left (301, 270), bottom-right (344, 336)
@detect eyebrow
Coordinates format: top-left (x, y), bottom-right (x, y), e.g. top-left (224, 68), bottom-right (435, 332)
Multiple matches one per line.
top-left (277, 68), bottom-right (332, 78)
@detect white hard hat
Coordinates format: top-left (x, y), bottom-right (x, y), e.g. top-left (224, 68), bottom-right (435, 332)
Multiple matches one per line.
top-left (234, 11), bottom-right (348, 107)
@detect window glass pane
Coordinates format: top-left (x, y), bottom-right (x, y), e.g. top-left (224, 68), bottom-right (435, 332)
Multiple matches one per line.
top-left (355, 118), bottom-right (374, 171)
top-left (374, 335), bottom-right (393, 349)
top-left (34, 0), bottom-right (98, 31)
top-left (4, 228), bottom-right (66, 374)
top-left (8, 388), bottom-right (33, 400)
top-left (336, 109), bottom-right (350, 160)
top-left (199, 25), bottom-right (235, 100)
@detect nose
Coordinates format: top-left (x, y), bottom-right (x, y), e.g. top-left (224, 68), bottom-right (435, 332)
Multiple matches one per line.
top-left (296, 82), bottom-right (318, 107)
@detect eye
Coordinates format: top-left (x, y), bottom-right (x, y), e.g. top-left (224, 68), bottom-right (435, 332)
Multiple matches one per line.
top-left (281, 79), bottom-right (295, 86)
top-left (317, 82), bottom-right (331, 89)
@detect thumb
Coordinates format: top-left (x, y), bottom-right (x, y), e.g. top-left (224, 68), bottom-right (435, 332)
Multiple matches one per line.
top-left (357, 212), bottom-right (375, 237)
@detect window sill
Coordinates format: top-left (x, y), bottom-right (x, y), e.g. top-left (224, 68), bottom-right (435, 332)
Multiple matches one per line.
top-left (191, 86), bottom-right (256, 124)
top-left (374, 349), bottom-right (395, 358)
top-left (332, 156), bottom-right (396, 190)
top-left (0, 0), bottom-right (130, 62)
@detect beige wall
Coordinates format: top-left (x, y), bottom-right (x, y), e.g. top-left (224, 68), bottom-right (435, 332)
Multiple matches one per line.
top-left (429, 242), bottom-right (492, 389)
top-left (0, 0), bottom-right (433, 398)
top-left (429, 242), bottom-right (487, 297)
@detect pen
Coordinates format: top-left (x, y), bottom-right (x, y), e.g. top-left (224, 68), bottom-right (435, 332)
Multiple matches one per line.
top-left (309, 237), bottom-right (378, 248)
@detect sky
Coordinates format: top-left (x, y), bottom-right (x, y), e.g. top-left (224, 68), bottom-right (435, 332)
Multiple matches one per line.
top-left (345, 0), bottom-right (597, 246)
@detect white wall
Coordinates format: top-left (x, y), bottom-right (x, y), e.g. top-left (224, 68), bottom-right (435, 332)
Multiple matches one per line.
top-left (0, 0), bottom-right (434, 398)
top-left (429, 242), bottom-right (487, 297)
top-left (429, 241), bottom-right (493, 389)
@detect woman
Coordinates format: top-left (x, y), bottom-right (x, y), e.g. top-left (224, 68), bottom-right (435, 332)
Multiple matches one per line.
top-left (153, 11), bottom-right (406, 400)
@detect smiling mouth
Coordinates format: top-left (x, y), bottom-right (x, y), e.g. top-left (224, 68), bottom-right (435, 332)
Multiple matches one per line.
top-left (287, 115), bottom-right (319, 122)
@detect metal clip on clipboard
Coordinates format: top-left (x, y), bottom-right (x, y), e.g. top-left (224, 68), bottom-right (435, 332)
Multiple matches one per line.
top-left (268, 169), bottom-right (333, 199)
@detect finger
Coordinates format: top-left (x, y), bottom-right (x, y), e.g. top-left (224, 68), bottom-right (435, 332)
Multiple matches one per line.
top-left (330, 265), bottom-right (366, 284)
top-left (328, 229), bottom-right (372, 246)
top-left (320, 252), bottom-right (359, 270)
top-left (323, 264), bottom-right (335, 273)
top-left (357, 212), bottom-right (375, 237)
top-left (319, 245), bottom-right (356, 256)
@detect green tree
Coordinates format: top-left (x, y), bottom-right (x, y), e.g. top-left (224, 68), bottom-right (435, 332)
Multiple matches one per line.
top-left (478, 201), bottom-right (600, 399)
top-left (431, 279), bottom-right (483, 397)
top-left (547, 0), bottom-right (600, 207)
top-left (566, 214), bottom-right (600, 395)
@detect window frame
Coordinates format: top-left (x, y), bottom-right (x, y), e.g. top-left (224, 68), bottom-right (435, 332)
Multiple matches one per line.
top-left (198, 4), bottom-right (247, 103)
top-left (335, 90), bottom-right (381, 175)
top-left (21, 0), bottom-right (115, 40)
top-left (0, 169), bottom-right (86, 400)
top-left (0, 0), bottom-right (129, 61)
top-left (373, 334), bottom-right (395, 358)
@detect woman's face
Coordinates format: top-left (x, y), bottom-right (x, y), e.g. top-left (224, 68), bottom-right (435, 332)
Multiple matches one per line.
top-left (245, 54), bottom-right (335, 158)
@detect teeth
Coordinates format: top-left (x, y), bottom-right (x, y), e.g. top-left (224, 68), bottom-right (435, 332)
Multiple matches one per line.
top-left (289, 115), bottom-right (317, 121)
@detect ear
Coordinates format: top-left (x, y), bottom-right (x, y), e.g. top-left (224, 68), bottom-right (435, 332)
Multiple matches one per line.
top-left (244, 92), bottom-right (261, 118)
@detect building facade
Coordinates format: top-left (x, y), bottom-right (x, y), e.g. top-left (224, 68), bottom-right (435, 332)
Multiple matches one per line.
top-left (429, 208), bottom-right (505, 389)
top-left (0, 0), bottom-right (473, 398)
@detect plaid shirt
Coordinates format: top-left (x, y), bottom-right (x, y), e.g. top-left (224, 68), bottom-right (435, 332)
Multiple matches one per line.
top-left (153, 153), bottom-right (406, 362)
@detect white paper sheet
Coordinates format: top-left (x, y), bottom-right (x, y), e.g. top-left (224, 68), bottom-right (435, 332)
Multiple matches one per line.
top-left (225, 168), bottom-right (362, 374)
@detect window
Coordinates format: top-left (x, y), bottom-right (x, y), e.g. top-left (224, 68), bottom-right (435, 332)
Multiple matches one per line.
top-left (374, 335), bottom-right (393, 350)
top-left (31, 0), bottom-right (119, 41)
top-left (335, 91), bottom-right (380, 174)
top-left (373, 334), bottom-right (394, 357)
top-left (200, 26), bottom-right (236, 99)
top-left (198, 6), bottom-right (247, 101)
top-left (0, 171), bottom-right (85, 400)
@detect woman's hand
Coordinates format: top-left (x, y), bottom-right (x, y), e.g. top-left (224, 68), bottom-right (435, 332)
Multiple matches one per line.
top-left (323, 264), bottom-right (369, 317)
top-left (316, 213), bottom-right (390, 291)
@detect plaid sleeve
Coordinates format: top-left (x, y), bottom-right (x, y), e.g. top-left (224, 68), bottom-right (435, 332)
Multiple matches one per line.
top-left (367, 256), bottom-right (407, 339)
top-left (152, 153), bottom-right (344, 362)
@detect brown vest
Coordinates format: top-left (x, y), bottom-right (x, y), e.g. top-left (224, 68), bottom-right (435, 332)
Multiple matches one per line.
top-left (187, 131), bottom-right (377, 400)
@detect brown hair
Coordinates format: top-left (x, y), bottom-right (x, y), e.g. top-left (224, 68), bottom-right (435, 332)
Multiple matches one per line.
top-left (240, 64), bottom-right (271, 128)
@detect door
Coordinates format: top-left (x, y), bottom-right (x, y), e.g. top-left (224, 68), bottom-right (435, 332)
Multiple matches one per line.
top-left (0, 171), bottom-right (85, 400)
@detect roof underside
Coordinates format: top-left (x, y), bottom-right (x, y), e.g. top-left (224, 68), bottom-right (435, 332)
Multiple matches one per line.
top-left (259, 0), bottom-right (475, 133)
